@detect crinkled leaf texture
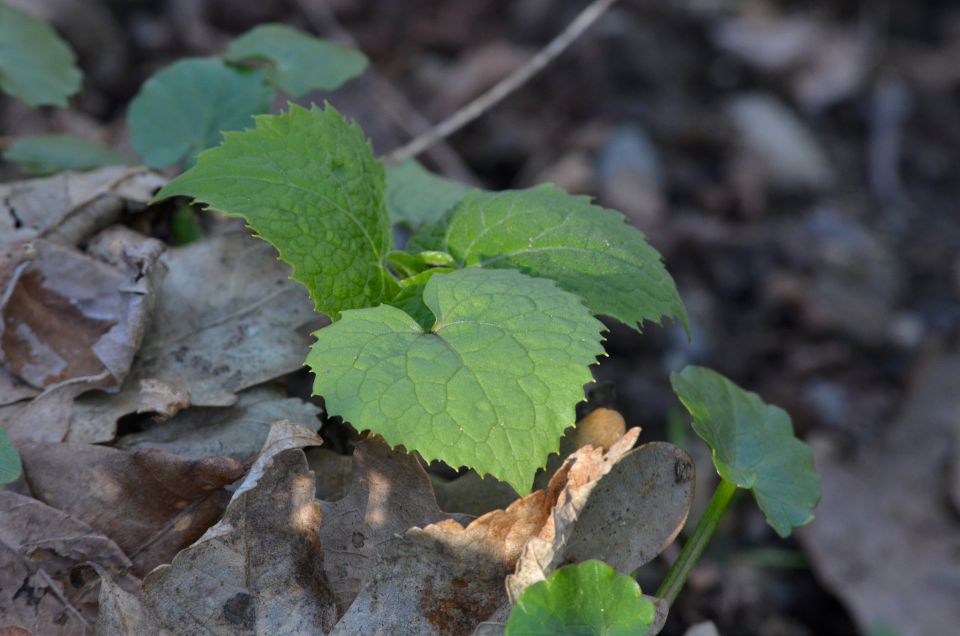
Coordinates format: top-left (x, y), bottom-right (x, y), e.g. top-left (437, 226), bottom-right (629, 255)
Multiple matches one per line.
top-left (225, 23), bottom-right (367, 97)
top-left (128, 58), bottom-right (272, 168)
top-left (0, 4), bottom-right (81, 107)
top-left (506, 560), bottom-right (655, 636)
top-left (155, 104), bottom-right (396, 317)
top-left (385, 159), bottom-right (471, 229)
top-left (3, 134), bottom-right (127, 175)
top-left (308, 267), bottom-right (605, 494)
top-left (670, 365), bottom-right (821, 537)
top-left (417, 183), bottom-right (688, 333)
top-left (0, 428), bottom-right (20, 484)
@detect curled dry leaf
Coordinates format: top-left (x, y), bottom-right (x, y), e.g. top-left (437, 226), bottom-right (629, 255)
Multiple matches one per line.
top-left (67, 232), bottom-right (319, 440)
top-left (0, 228), bottom-right (165, 445)
top-left (18, 442), bottom-right (245, 577)
top-left (333, 429), bottom-right (654, 636)
top-left (0, 491), bottom-right (136, 636)
top-left (139, 448), bottom-right (337, 635)
top-left (0, 167), bottom-right (165, 248)
top-left (0, 233), bottom-right (163, 391)
top-left (115, 385), bottom-right (321, 461)
top-left (437, 407), bottom-right (629, 517)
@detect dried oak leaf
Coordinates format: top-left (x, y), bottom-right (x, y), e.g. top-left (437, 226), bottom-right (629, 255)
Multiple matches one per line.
top-left (0, 167), bottom-right (164, 248)
top-left (332, 429), bottom-right (644, 636)
top-left (18, 442), bottom-right (245, 577)
top-left (139, 447), bottom-right (337, 635)
top-left (0, 491), bottom-right (135, 636)
top-left (67, 231), bottom-right (319, 439)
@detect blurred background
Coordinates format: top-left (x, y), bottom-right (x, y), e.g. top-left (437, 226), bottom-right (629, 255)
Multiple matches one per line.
top-left (2, 0), bottom-right (958, 634)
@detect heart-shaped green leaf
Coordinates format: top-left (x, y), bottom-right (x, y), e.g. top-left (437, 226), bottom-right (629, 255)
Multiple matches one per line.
top-left (670, 365), bottom-right (821, 537)
top-left (308, 267), bottom-right (604, 494)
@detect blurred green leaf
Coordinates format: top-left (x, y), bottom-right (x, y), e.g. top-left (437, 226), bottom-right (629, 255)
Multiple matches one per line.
top-left (0, 428), bottom-right (21, 484)
top-left (3, 134), bottom-right (127, 175)
top-left (128, 58), bottom-right (272, 168)
top-left (385, 159), bottom-right (471, 229)
top-left (0, 3), bottom-right (81, 107)
top-left (225, 23), bottom-right (367, 97)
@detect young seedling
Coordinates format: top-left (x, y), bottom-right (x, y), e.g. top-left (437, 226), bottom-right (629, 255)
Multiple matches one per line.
top-left (154, 103), bottom-right (687, 494)
top-left (656, 365), bottom-right (821, 604)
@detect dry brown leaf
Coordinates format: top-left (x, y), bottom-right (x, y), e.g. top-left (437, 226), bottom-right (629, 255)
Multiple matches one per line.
top-left (437, 408), bottom-right (629, 517)
top-left (139, 448), bottom-right (337, 635)
top-left (18, 442), bottom-right (245, 577)
top-left (332, 429), bottom-right (642, 636)
top-left (0, 491), bottom-right (135, 636)
top-left (319, 437), bottom-right (454, 612)
top-left (0, 234), bottom-right (163, 391)
top-left (66, 232), bottom-right (319, 440)
top-left (94, 577), bottom-right (171, 636)
top-left (0, 167), bottom-right (165, 248)
top-left (799, 351), bottom-right (960, 636)
top-left (115, 385), bottom-right (320, 461)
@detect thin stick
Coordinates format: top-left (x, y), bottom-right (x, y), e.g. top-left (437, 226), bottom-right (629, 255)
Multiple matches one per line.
top-left (386, 0), bottom-right (621, 163)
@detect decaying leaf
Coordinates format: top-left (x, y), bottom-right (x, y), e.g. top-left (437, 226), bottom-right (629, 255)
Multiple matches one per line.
top-left (0, 228), bottom-right (165, 445)
top-left (18, 442), bottom-right (245, 576)
top-left (436, 407), bottom-right (628, 516)
top-left (67, 232), bottom-right (319, 441)
top-left (319, 437), bottom-right (454, 612)
top-left (140, 448), bottom-right (338, 635)
top-left (0, 233), bottom-right (163, 391)
top-left (799, 352), bottom-right (960, 636)
top-left (94, 577), bottom-right (171, 636)
top-left (0, 167), bottom-right (165, 248)
top-left (333, 429), bottom-right (654, 636)
top-left (115, 385), bottom-right (321, 461)
top-left (0, 492), bottom-right (135, 635)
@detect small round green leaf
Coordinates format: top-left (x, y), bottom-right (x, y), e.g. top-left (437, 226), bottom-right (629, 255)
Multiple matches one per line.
top-left (127, 58), bottom-right (272, 168)
top-left (506, 560), bottom-right (656, 636)
top-left (670, 365), bottom-right (821, 537)
top-left (3, 134), bottom-right (127, 175)
top-left (0, 428), bottom-right (21, 484)
top-left (225, 23), bottom-right (367, 97)
top-left (0, 4), bottom-right (81, 107)
top-left (308, 267), bottom-right (605, 494)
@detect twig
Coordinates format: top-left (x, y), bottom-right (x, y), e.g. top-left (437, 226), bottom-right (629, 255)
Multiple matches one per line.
top-left (386, 0), bottom-right (621, 163)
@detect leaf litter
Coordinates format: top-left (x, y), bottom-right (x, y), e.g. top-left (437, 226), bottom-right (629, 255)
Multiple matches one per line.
top-left (0, 170), bottom-right (698, 635)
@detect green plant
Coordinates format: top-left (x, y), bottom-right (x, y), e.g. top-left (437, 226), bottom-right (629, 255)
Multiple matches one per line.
top-left (0, 9), bottom-right (822, 629)
top-left (153, 98), bottom-right (820, 630)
